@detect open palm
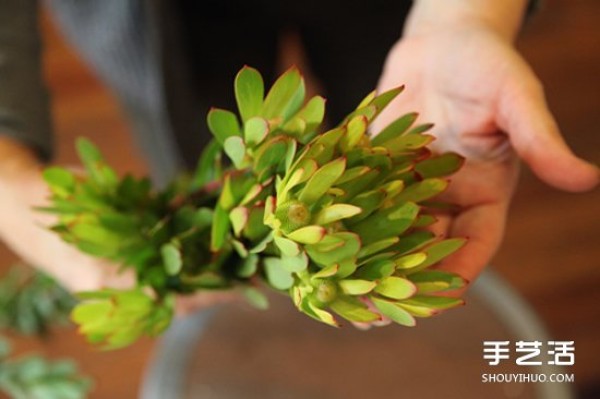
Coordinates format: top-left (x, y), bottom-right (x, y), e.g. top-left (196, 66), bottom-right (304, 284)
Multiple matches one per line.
top-left (374, 27), bottom-right (598, 283)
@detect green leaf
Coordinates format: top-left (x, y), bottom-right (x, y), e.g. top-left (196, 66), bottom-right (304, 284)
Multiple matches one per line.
top-left (262, 67), bottom-right (305, 121)
top-left (264, 258), bottom-right (294, 290)
top-left (210, 205), bottom-right (230, 251)
top-left (341, 116), bottom-right (367, 151)
top-left (306, 232), bottom-right (360, 266)
top-left (408, 270), bottom-right (466, 293)
top-left (235, 66), bottom-right (264, 122)
top-left (243, 287), bottom-right (269, 310)
top-left (76, 138), bottom-right (103, 166)
top-left (244, 117), bottom-right (269, 147)
top-left (355, 259), bottom-right (395, 280)
top-left (223, 136), bottom-right (247, 169)
top-left (191, 139), bottom-right (221, 189)
top-left (371, 297), bottom-right (416, 327)
top-left (311, 264), bottom-right (339, 279)
top-left (161, 242), bottom-right (182, 276)
top-left (400, 295), bottom-right (464, 310)
top-left (369, 86), bottom-right (404, 118)
top-left (386, 134), bottom-right (435, 153)
top-left (394, 252), bottom-right (427, 270)
top-left (371, 112), bottom-right (418, 146)
top-left (357, 237), bottom-right (399, 259)
top-left (329, 296), bottom-right (380, 323)
top-left (286, 225), bottom-right (326, 244)
top-left (393, 178), bottom-right (448, 204)
top-left (338, 279), bottom-right (377, 295)
top-left (306, 301), bottom-right (339, 327)
top-left (298, 157), bottom-right (346, 204)
top-left (296, 95), bottom-right (326, 135)
top-left (229, 206), bottom-right (249, 237)
top-left (237, 254), bottom-right (259, 278)
top-left (414, 238), bottom-right (467, 270)
top-left (406, 123), bottom-right (434, 135)
top-left (313, 204), bottom-right (362, 225)
top-left (253, 137), bottom-right (288, 178)
top-left (207, 108), bottom-right (241, 146)
top-left (374, 276), bottom-right (417, 300)
top-left (280, 252), bottom-right (309, 273)
top-left (351, 201), bottom-right (420, 245)
top-left (273, 235), bottom-right (300, 257)
top-left (43, 167), bottom-right (76, 196)
top-left (414, 152), bottom-right (465, 178)
top-left (389, 231), bottom-right (436, 255)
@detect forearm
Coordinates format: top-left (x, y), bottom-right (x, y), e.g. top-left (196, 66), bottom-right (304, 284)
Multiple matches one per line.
top-left (405, 0), bottom-right (529, 41)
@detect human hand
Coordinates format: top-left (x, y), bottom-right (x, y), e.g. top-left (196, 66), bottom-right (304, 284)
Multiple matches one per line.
top-left (373, 3), bottom-right (599, 285)
top-left (0, 137), bottom-right (237, 314)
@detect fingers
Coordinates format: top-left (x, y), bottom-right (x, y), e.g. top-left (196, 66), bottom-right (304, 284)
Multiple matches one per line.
top-left (436, 201), bottom-right (509, 285)
top-left (498, 74), bottom-right (599, 192)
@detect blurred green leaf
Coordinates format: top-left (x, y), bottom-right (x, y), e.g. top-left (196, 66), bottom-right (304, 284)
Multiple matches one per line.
top-left (207, 108), bottom-right (241, 146)
top-left (161, 242), bottom-right (182, 276)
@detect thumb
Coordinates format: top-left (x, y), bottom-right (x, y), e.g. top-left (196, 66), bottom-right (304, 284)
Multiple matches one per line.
top-left (498, 77), bottom-right (598, 192)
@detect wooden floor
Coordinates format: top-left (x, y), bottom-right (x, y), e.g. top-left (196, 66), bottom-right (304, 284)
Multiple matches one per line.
top-left (1, 1), bottom-right (598, 398)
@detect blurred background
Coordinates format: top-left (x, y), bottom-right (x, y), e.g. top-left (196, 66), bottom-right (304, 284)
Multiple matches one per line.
top-left (0, 0), bottom-right (598, 398)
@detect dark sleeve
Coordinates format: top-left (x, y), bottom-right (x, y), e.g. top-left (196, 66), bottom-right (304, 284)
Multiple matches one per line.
top-left (0, 0), bottom-right (53, 161)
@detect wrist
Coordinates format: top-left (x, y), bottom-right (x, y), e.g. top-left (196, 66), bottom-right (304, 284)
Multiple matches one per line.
top-left (404, 0), bottom-right (529, 42)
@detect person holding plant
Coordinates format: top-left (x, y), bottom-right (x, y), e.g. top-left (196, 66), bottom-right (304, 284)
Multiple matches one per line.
top-left (0, 0), bottom-right (597, 312)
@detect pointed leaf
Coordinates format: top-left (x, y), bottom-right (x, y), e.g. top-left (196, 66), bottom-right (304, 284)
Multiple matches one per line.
top-left (298, 157), bottom-right (346, 204)
top-left (351, 202), bottom-right (420, 245)
top-left (371, 297), bottom-right (416, 327)
top-left (415, 153), bottom-right (465, 178)
top-left (371, 112), bottom-right (418, 146)
top-left (401, 295), bottom-right (464, 310)
top-left (415, 238), bottom-right (467, 269)
top-left (393, 178), bottom-right (448, 203)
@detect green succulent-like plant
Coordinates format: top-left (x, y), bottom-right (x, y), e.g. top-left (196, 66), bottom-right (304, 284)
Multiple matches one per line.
top-left (0, 266), bottom-right (91, 399)
top-left (42, 66), bottom-right (468, 349)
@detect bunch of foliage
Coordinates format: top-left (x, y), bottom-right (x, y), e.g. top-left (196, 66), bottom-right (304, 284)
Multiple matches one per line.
top-left (0, 266), bottom-right (91, 399)
top-left (42, 66), bottom-right (467, 350)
